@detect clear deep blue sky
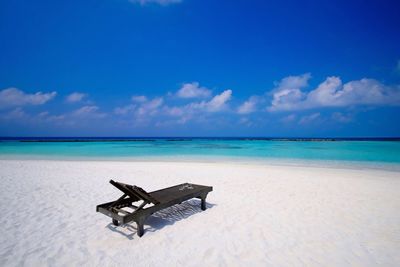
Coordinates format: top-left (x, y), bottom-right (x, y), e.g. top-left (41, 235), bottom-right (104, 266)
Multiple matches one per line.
top-left (1, 0), bottom-right (400, 137)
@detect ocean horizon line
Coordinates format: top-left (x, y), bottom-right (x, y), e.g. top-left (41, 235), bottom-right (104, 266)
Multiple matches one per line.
top-left (1, 136), bottom-right (400, 142)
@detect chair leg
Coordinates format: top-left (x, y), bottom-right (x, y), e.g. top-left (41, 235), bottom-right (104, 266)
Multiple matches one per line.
top-left (112, 219), bottom-right (119, 226)
top-left (137, 223), bottom-right (144, 237)
top-left (201, 199), bottom-right (206, 210)
top-left (136, 217), bottom-right (146, 237)
top-left (200, 195), bottom-right (207, 211)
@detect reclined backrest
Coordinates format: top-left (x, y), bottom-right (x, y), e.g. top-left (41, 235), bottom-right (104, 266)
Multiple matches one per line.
top-left (110, 180), bottom-right (160, 204)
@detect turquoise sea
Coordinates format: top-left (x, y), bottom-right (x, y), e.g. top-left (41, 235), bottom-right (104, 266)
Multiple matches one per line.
top-left (1, 138), bottom-right (400, 169)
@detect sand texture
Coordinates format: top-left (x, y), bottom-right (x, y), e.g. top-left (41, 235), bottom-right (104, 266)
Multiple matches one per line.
top-left (0, 160), bottom-right (399, 266)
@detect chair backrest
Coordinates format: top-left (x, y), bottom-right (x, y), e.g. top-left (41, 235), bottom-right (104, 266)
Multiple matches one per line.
top-left (110, 180), bottom-right (160, 204)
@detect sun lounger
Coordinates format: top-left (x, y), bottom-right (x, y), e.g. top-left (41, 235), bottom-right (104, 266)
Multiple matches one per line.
top-left (96, 180), bottom-right (213, 237)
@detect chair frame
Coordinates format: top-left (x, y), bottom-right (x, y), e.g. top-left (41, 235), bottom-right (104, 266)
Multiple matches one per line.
top-left (96, 180), bottom-right (213, 237)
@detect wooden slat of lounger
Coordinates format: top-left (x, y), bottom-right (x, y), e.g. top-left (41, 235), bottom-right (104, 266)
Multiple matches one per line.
top-left (110, 180), bottom-right (160, 204)
top-left (96, 197), bottom-right (134, 210)
top-left (123, 183), bottom-right (212, 224)
top-left (110, 180), bottom-right (142, 202)
top-left (132, 186), bottom-right (160, 204)
top-left (149, 183), bottom-right (211, 204)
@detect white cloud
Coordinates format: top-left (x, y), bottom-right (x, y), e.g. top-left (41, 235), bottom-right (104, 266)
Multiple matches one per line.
top-left (164, 106), bottom-right (185, 116)
top-left (268, 73), bottom-right (311, 112)
top-left (0, 87), bottom-right (56, 109)
top-left (0, 107), bottom-right (27, 120)
top-left (161, 105), bottom-right (193, 124)
top-left (35, 111), bottom-right (65, 123)
top-left (0, 108), bottom-right (68, 127)
top-left (114, 86), bottom-right (231, 124)
top-left (298, 113), bottom-right (320, 125)
top-left (0, 108), bottom-right (66, 124)
top-left (268, 74), bottom-right (400, 111)
top-left (206, 89), bottom-right (232, 111)
top-left (188, 89), bottom-right (232, 112)
top-left (114, 104), bottom-right (136, 115)
top-left (273, 73), bottom-right (311, 89)
top-left (66, 92), bottom-right (87, 103)
top-left (238, 96), bottom-right (259, 114)
top-left (73, 105), bottom-right (98, 115)
top-left (132, 95), bottom-right (147, 103)
top-left (73, 105), bottom-right (106, 118)
top-left (137, 97), bottom-right (163, 116)
top-left (160, 89), bottom-right (233, 125)
top-left (176, 82), bottom-right (212, 99)
top-left (114, 97), bottom-right (163, 118)
top-left (129, 0), bottom-right (181, 6)
top-left (33, 108), bottom-right (99, 126)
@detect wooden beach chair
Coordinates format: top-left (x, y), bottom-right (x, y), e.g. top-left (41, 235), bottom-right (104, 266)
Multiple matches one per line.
top-left (96, 180), bottom-right (213, 237)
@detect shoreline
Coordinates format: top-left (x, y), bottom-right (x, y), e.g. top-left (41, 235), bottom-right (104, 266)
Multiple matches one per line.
top-left (1, 155), bottom-right (400, 172)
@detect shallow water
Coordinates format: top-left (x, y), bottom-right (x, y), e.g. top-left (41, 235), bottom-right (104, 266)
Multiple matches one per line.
top-left (1, 139), bottom-right (400, 167)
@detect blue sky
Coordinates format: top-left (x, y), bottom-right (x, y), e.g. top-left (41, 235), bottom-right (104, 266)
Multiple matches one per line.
top-left (1, 0), bottom-right (400, 137)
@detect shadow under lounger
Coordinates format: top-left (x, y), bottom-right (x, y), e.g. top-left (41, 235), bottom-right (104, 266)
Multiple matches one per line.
top-left (96, 180), bottom-right (213, 237)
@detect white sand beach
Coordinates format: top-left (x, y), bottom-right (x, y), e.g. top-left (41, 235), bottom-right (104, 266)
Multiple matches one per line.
top-left (0, 159), bottom-right (399, 266)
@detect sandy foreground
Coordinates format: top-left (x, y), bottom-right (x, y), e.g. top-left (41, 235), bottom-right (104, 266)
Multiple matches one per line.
top-left (0, 159), bottom-right (399, 267)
